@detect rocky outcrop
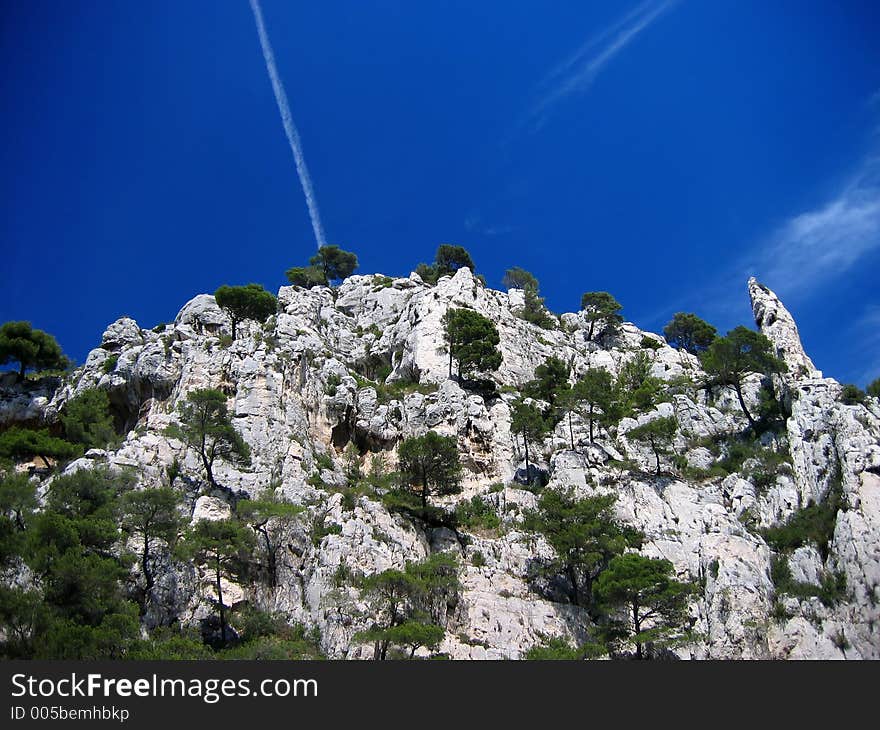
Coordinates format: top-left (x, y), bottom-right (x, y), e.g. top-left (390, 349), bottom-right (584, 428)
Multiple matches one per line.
top-left (749, 277), bottom-right (819, 379)
top-left (3, 272), bottom-right (879, 660)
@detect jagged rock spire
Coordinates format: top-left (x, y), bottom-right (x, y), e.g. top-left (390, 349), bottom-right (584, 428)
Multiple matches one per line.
top-left (748, 277), bottom-right (819, 379)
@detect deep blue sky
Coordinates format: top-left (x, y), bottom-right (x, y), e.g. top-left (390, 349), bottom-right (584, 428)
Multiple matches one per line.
top-left (2, 1), bottom-right (879, 384)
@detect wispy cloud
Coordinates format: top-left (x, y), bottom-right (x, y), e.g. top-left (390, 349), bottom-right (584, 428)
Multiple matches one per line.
top-left (636, 148), bottom-right (880, 338)
top-left (464, 214), bottom-right (516, 237)
top-left (522, 0), bottom-right (679, 132)
top-left (845, 305), bottom-right (880, 386)
top-left (746, 155), bottom-right (880, 295)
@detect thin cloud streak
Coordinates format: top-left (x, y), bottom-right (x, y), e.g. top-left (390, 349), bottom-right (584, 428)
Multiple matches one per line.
top-left (747, 155), bottom-right (880, 295)
top-left (849, 305), bottom-right (880, 386)
top-left (249, 0), bottom-right (328, 250)
top-left (524, 0), bottom-right (678, 132)
top-left (658, 153), bottom-right (880, 335)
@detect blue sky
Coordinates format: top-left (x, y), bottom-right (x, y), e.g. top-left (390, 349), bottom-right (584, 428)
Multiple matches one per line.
top-left (2, 1), bottom-right (879, 385)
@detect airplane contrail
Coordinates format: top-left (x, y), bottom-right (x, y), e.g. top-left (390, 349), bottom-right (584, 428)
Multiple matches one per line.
top-left (248, 0), bottom-right (327, 250)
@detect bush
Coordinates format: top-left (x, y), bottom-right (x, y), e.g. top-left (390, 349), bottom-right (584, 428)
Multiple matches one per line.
top-left (354, 373), bottom-right (437, 405)
top-left (0, 428), bottom-right (80, 468)
top-left (102, 354), bottom-right (119, 374)
top-left (61, 389), bottom-right (117, 450)
top-left (324, 373), bottom-right (342, 397)
top-left (741, 446), bottom-right (793, 494)
top-left (770, 555), bottom-right (846, 607)
top-left (762, 471), bottom-right (843, 560)
top-left (840, 384), bottom-right (867, 406)
top-left (524, 637), bottom-right (584, 660)
top-left (314, 452), bottom-right (334, 472)
top-left (454, 496), bottom-right (500, 532)
top-left (310, 517), bottom-right (341, 547)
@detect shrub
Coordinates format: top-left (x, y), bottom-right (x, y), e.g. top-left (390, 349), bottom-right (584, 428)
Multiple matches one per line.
top-left (314, 452), bottom-right (334, 472)
top-left (524, 637), bottom-right (584, 660)
top-left (761, 470), bottom-right (843, 561)
top-left (324, 373), bottom-right (342, 397)
top-left (770, 555), bottom-right (846, 607)
top-left (840, 384), bottom-right (867, 406)
top-left (61, 389), bottom-right (117, 450)
top-left (454, 496), bottom-right (500, 532)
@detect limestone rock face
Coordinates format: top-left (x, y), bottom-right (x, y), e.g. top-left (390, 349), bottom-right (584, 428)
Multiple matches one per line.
top-left (748, 277), bottom-right (819, 379)
top-left (4, 273), bottom-right (879, 660)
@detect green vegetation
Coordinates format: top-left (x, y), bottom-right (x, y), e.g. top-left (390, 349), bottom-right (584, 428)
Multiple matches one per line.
top-left (663, 312), bottom-right (717, 354)
top-left (354, 553), bottom-right (459, 659)
top-left (839, 384), bottom-right (867, 406)
top-left (617, 352), bottom-right (663, 415)
top-left (120, 487), bottom-right (184, 596)
top-left (580, 292), bottom-right (623, 342)
top-left (309, 244), bottom-right (359, 283)
top-left (454, 496), bottom-right (501, 533)
top-left (521, 287), bottom-right (556, 329)
top-left (523, 356), bottom-right (570, 409)
top-left (510, 399), bottom-right (549, 485)
top-left (416, 244), bottom-right (476, 284)
top-left (523, 488), bottom-right (639, 609)
top-left (178, 518), bottom-right (255, 647)
top-left (441, 308), bottom-right (502, 379)
top-left (524, 637), bottom-right (581, 660)
top-left (324, 372), bottom-right (342, 396)
top-left (0, 321), bottom-right (69, 380)
top-left (372, 275), bottom-right (394, 290)
top-left (0, 471), bottom-right (37, 564)
top-left (164, 388), bottom-right (251, 486)
top-left (0, 427), bottom-right (79, 469)
top-left (867, 378), bottom-right (880, 398)
top-left (237, 495), bottom-right (305, 588)
top-left (213, 284), bottom-right (277, 340)
top-left (0, 462), bottom-right (321, 659)
top-left (397, 431), bottom-right (462, 512)
top-left (102, 354), bottom-right (119, 373)
top-left (61, 388), bottom-right (117, 450)
top-left (0, 468), bottom-right (140, 659)
top-left (594, 553), bottom-right (696, 659)
top-left (503, 267), bottom-right (554, 329)
top-left (560, 367), bottom-right (618, 446)
top-left (761, 474), bottom-right (844, 561)
top-left (285, 245), bottom-right (359, 288)
top-left (314, 452), bottom-right (334, 472)
top-left (626, 416), bottom-right (678, 476)
top-left (353, 372), bottom-right (438, 404)
top-left (700, 326), bottom-right (787, 430)
top-left (674, 432), bottom-right (792, 486)
top-left (770, 555), bottom-right (846, 608)
top-left (502, 267), bottom-right (538, 290)
top-left (285, 265), bottom-right (327, 288)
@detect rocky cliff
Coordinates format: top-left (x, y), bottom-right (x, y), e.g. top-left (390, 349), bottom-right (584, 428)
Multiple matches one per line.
top-left (5, 269), bottom-right (880, 659)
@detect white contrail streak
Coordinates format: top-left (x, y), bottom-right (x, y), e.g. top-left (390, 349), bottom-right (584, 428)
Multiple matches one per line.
top-left (249, 0), bottom-right (327, 250)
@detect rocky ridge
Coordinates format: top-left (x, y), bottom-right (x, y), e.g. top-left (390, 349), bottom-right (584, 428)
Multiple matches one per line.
top-left (5, 268), bottom-right (880, 659)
